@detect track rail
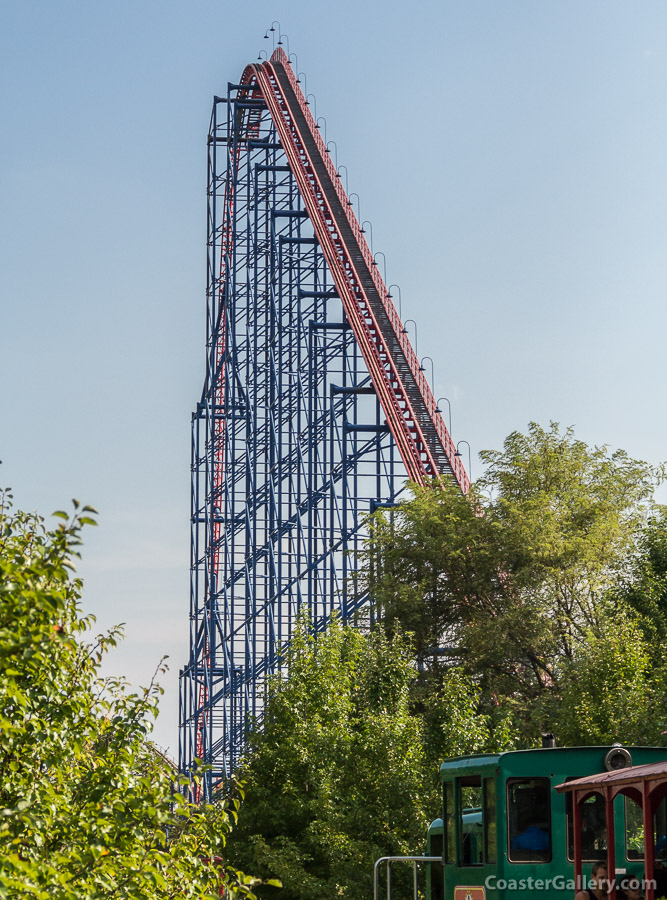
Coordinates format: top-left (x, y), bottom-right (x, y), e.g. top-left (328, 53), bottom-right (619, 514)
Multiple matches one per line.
top-left (242, 49), bottom-right (468, 491)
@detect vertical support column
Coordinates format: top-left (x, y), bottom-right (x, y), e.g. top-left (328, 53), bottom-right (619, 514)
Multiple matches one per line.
top-left (644, 783), bottom-right (655, 900)
top-left (573, 792), bottom-right (583, 895)
top-left (605, 788), bottom-right (616, 900)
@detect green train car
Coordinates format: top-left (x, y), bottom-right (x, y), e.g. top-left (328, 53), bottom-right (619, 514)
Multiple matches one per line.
top-left (425, 745), bottom-right (667, 900)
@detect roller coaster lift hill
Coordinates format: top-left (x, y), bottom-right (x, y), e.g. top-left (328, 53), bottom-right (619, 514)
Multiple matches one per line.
top-left (178, 46), bottom-right (469, 798)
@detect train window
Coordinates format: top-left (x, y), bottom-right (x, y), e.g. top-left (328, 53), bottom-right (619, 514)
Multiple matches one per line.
top-left (626, 797), bottom-right (643, 860)
top-left (460, 777), bottom-right (483, 866)
top-left (658, 797), bottom-right (667, 860)
top-left (566, 792), bottom-right (606, 861)
top-left (444, 781), bottom-right (455, 864)
top-left (484, 777), bottom-right (497, 864)
top-left (625, 796), bottom-right (667, 860)
top-left (507, 778), bottom-right (552, 863)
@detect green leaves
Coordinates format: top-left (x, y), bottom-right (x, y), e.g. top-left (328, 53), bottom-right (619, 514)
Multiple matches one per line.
top-left (225, 616), bottom-right (516, 899)
top-left (226, 615), bottom-right (429, 900)
top-left (360, 423), bottom-right (667, 745)
top-left (555, 613), bottom-right (661, 745)
top-left (0, 491), bottom-right (260, 899)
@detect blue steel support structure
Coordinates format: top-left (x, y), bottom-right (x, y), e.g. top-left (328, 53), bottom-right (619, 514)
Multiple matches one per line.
top-left (179, 51), bottom-right (467, 798)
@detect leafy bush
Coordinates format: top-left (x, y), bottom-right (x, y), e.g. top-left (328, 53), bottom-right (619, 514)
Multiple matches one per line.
top-left (0, 491), bottom-right (259, 899)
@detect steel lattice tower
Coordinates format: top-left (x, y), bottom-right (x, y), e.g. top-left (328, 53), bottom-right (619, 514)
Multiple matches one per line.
top-left (179, 49), bottom-right (468, 798)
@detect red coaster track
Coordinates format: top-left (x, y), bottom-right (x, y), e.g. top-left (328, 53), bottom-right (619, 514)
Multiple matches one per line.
top-left (241, 48), bottom-right (468, 491)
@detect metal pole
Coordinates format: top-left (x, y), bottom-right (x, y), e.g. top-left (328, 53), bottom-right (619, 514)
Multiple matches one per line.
top-left (437, 397), bottom-right (452, 436)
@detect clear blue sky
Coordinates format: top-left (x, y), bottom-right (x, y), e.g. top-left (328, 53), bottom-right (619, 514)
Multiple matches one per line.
top-left (2, 1), bottom-right (666, 753)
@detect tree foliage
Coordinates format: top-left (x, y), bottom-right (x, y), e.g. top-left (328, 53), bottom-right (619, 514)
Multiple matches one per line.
top-left (612, 508), bottom-right (667, 657)
top-left (555, 612), bottom-right (663, 745)
top-left (363, 422), bottom-right (665, 742)
top-left (226, 616), bottom-right (514, 900)
top-left (0, 490), bottom-right (259, 899)
top-left (225, 617), bottom-right (430, 900)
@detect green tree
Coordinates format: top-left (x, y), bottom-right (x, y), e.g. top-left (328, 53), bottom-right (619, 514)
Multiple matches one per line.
top-left (552, 612), bottom-right (665, 745)
top-left (611, 508), bottom-right (667, 658)
top-left (0, 490), bottom-right (260, 899)
top-left (419, 667), bottom-right (518, 772)
top-left (226, 617), bottom-right (429, 900)
top-left (363, 423), bottom-right (663, 740)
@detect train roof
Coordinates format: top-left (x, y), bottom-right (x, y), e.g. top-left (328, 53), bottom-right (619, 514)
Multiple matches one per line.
top-left (439, 745), bottom-right (667, 776)
top-left (556, 758), bottom-right (667, 793)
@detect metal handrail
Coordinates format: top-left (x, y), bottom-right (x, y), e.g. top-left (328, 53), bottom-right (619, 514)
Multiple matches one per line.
top-left (374, 855), bottom-right (444, 900)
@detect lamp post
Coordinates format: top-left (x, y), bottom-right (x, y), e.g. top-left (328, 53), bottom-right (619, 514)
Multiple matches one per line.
top-left (402, 319), bottom-right (418, 353)
top-left (436, 397), bottom-right (452, 436)
top-left (374, 251), bottom-right (387, 283)
top-left (361, 220), bottom-right (374, 251)
top-left (348, 191), bottom-right (361, 220)
top-left (420, 356), bottom-right (435, 385)
top-left (263, 21), bottom-right (281, 48)
top-left (327, 140), bottom-right (338, 168)
top-left (388, 284), bottom-right (402, 318)
top-left (455, 440), bottom-right (472, 480)
top-left (337, 164), bottom-right (349, 194)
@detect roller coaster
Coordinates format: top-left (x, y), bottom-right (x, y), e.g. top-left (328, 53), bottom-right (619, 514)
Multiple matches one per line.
top-left (178, 47), bottom-right (469, 798)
